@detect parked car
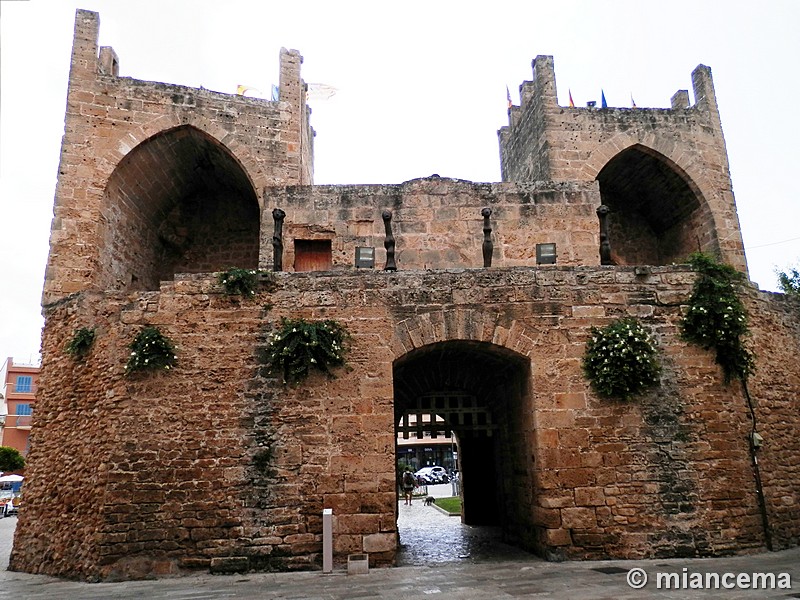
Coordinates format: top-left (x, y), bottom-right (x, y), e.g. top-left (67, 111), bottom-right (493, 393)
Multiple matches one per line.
top-left (415, 466), bottom-right (449, 484)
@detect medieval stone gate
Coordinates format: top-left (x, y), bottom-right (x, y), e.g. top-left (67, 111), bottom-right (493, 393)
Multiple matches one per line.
top-left (9, 9), bottom-right (799, 582)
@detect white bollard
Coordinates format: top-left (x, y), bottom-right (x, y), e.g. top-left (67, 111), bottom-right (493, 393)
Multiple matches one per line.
top-left (322, 508), bottom-right (333, 573)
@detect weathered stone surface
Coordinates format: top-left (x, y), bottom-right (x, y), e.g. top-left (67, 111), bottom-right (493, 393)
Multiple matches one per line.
top-left (10, 8), bottom-right (800, 584)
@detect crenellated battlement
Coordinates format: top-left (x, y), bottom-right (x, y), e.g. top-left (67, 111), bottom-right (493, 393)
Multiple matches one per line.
top-left (499, 55), bottom-right (745, 274)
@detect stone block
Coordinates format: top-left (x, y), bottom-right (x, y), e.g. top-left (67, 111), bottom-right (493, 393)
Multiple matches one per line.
top-left (561, 507), bottom-right (597, 529)
top-left (362, 533), bottom-right (395, 553)
top-left (209, 556), bottom-right (249, 574)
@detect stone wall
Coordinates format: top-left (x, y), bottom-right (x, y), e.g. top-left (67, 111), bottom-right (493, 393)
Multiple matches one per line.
top-left (12, 267), bottom-right (800, 580)
top-left (261, 179), bottom-right (602, 271)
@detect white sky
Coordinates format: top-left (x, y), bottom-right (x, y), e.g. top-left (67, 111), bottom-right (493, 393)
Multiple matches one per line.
top-left (1, 0), bottom-right (799, 363)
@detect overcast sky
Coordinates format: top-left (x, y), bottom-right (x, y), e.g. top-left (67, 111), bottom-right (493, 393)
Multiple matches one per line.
top-left (1, 0), bottom-right (799, 364)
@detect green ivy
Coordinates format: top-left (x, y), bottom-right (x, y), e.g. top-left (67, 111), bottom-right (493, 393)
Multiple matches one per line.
top-left (583, 317), bottom-right (661, 399)
top-left (264, 318), bottom-right (349, 384)
top-left (65, 327), bottom-right (96, 359)
top-left (681, 252), bottom-right (755, 383)
top-left (218, 267), bottom-right (260, 296)
top-left (125, 326), bottom-right (177, 376)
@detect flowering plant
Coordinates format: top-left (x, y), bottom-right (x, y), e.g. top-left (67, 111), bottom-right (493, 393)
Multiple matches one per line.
top-left (218, 267), bottom-right (260, 296)
top-left (264, 318), bottom-right (349, 384)
top-left (65, 327), bottom-right (96, 359)
top-left (125, 326), bottom-right (177, 375)
top-left (583, 318), bottom-right (661, 399)
top-left (681, 252), bottom-right (755, 382)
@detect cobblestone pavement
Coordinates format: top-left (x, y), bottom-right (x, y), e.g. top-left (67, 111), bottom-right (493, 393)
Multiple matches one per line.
top-left (1, 508), bottom-right (799, 599)
top-left (397, 489), bottom-right (535, 565)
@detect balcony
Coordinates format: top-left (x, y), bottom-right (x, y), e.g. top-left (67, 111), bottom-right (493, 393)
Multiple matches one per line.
top-left (0, 408), bottom-right (33, 430)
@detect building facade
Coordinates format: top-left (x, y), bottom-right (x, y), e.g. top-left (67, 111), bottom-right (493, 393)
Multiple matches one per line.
top-left (9, 9), bottom-right (800, 581)
top-left (0, 357), bottom-right (39, 458)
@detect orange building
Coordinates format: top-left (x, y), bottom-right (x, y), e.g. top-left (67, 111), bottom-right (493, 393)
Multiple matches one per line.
top-left (0, 357), bottom-right (39, 457)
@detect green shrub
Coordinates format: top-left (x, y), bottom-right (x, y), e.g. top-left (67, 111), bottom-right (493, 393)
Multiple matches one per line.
top-left (264, 318), bottom-right (349, 384)
top-left (583, 317), bottom-right (661, 399)
top-left (125, 326), bottom-right (177, 375)
top-left (681, 253), bottom-right (755, 382)
top-left (218, 267), bottom-right (260, 296)
top-left (776, 265), bottom-right (800, 295)
top-left (65, 327), bottom-right (96, 359)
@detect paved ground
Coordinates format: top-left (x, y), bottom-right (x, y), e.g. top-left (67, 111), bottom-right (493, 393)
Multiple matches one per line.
top-left (0, 506), bottom-right (798, 599)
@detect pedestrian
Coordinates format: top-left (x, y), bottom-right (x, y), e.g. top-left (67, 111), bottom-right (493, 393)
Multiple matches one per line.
top-left (401, 467), bottom-right (416, 505)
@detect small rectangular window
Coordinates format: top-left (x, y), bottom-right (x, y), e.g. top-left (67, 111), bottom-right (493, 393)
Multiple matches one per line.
top-left (354, 246), bottom-right (375, 268)
top-left (536, 243), bottom-right (557, 265)
top-left (15, 376), bottom-right (32, 393)
top-left (294, 240), bottom-right (332, 272)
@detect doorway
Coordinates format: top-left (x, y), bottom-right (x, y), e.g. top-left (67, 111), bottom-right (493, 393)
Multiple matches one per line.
top-left (393, 340), bottom-right (536, 561)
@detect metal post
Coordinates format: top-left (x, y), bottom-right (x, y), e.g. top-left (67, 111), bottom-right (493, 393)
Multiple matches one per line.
top-left (272, 208), bottom-right (286, 271)
top-left (322, 508), bottom-right (333, 573)
top-left (382, 210), bottom-right (397, 271)
top-left (596, 205), bottom-right (613, 265)
top-left (481, 207), bottom-right (493, 267)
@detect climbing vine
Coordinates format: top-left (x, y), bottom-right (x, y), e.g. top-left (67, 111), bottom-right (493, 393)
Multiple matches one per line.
top-left (125, 326), bottom-right (177, 375)
top-left (264, 318), bottom-right (349, 384)
top-left (680, 252), bottom-right (755, 382)
top-left (64, 327), bottom-right (96, 359)
top-left (583, 317), bottom-right (661, 400)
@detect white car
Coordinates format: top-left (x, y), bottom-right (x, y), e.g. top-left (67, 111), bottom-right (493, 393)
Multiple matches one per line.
top-left (414, 466), bottom-right (449, 484)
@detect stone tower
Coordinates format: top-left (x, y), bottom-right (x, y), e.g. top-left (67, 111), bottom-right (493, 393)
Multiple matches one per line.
top-left (42, 9), bottom-right (313, 303)
top-left (499, 55), bottom-right (747, 273)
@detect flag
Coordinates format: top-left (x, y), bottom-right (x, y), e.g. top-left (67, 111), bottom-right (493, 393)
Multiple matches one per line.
top-left (601, 90), bottom-right (608, 109)
top-left (236, 85), bottom-right (262, 97)
top-left (568, 89), bottom-right (575, 108)
top-left (271, 84), bottom-right (280, 101)
top-left (506, 86), bottom-right (512, 109)
top-left (631, 94), bottom-right (637, 108)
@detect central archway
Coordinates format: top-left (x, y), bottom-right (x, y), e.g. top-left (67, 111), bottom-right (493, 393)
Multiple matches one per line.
top-left (393, 339), bottom-right (536, 553)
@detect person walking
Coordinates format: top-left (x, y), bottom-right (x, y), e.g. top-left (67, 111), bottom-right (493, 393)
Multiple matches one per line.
top-left (401, 468), bottom-right (416, 505)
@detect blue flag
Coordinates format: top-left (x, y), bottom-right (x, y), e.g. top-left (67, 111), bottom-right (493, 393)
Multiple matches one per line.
top-left (601, 90), bottom-right (608, 109)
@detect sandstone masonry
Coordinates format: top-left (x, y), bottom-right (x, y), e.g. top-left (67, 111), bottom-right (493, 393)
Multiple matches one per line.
top-left (10, 9), bottom-right (799, 581)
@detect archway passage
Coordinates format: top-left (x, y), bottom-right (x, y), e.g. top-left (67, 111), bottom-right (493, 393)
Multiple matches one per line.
top-left (393, 340), bottom-right (536, 553)
top-left (101, 125), bottom-right (260, 291)
top-left (597, 145), bottom-right (708, 266)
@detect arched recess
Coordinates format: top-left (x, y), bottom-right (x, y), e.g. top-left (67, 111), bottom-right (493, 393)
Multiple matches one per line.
top-left (393, 340), bottom-right (537, 551)
top-left (596, 144), bottom-right (715, 266)
top-left (100, 125), bottom-right (260, 291)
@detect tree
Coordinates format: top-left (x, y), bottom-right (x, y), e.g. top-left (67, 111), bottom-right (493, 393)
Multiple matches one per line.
top-left (0, 446), bottom-right (25, 472)
top-left (776, 265), bottom-right (800, 295)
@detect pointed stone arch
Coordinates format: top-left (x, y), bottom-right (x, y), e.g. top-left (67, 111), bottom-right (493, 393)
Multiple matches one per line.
top-left (99, 124), bottom-right (261, 292)
top-left (97, 113), bottom-right (270, 207)
top-left (581, 136), bottom-right (720, 265)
